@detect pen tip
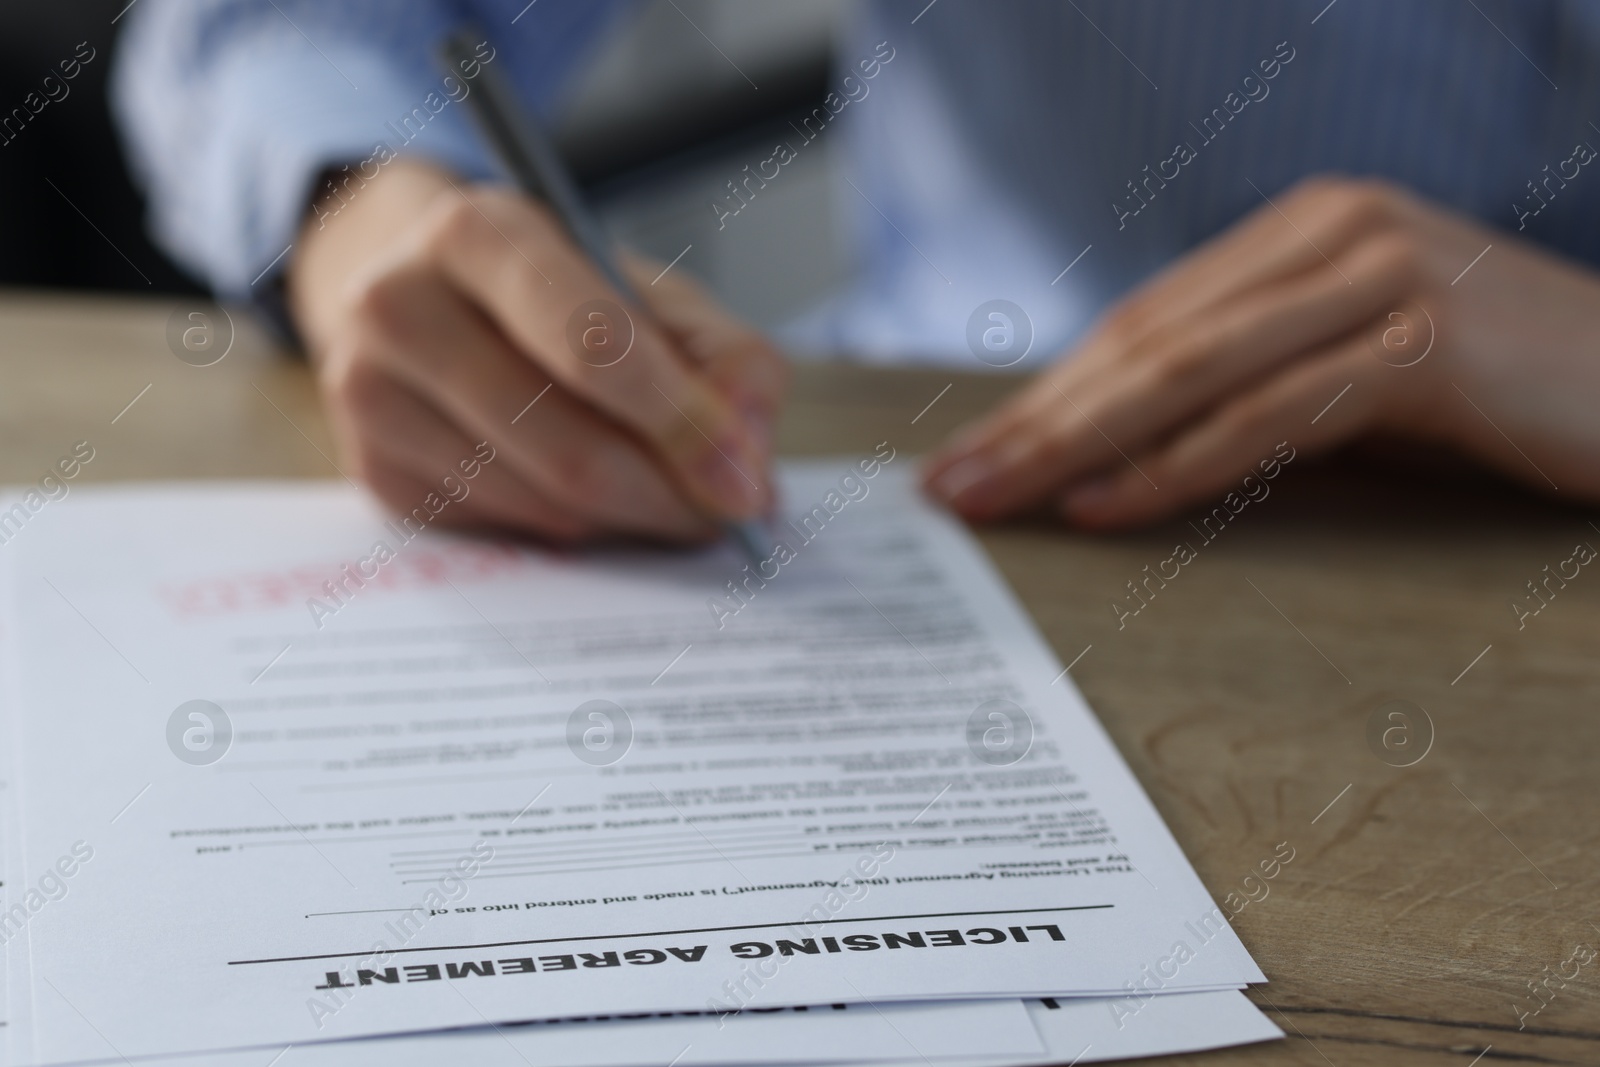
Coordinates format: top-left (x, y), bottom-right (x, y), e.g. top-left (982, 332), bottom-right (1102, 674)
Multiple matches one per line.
top-left (727, 520), bottom-right (771, 567)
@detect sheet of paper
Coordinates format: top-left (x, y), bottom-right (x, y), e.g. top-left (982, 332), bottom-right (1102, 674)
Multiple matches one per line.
top-left (2, 777), bottom-right (12, 1067)
top-left (304, 993), bottom-right (1278, 1067)
top-left (2, 779), bottom-right (1036, 1067)
top-left (945, 992), bottom-right (1280, 1065)
top-left (5, 779), bottom-right (33, 1067)
top-left (8, 778), bottom-right (1265, 1067)
top-left (0, 505), bottom-right (1042, 1067)
top-left (4, 463), bottom-right (1262, 1063)
top-left (6, 796), bottom-right (1056, 1067)
top-left (1, 546), bottom-right (26, 1067)
top-left (33, 1000), bottom-right (1048, 1067)
top-left (6, 988), bottom-right (1277, 1067)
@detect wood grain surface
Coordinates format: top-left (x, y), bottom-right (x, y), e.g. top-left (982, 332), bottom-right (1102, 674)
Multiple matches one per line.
top-left (2, 290), bottom-right (1596, 1065)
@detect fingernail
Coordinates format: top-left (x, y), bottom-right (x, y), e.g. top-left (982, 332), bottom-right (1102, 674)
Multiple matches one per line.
top-left (928, 455), bottom-right (994, 504)
top-left (741, 407), bottom-right (772, 458)
top-left (1063, 476), bottom-right (1116, 514)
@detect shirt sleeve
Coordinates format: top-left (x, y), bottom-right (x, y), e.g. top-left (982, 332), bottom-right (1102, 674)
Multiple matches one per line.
top-left (111, 0), bottom-right (623, 302)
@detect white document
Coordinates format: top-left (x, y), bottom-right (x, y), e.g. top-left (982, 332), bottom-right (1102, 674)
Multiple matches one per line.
top-left (4, 463), bottom-right (1263, 1063)
top-left (5, 993), bottom-right (1278, 1067)
top-left (2, 779), bottom-right (13, 1067)
top-left (0, 780), bottom-right (1039, 1067)
top-left (288, 992), bottom-right (1279, 1067)
top-left (2, 547), bottom-right (26, 1067)
top-left (6, 772), bottom-right (1274, 1067)
top-left (20, 1001), bottom-right (1046, 1067)
top-left (0, 511), bottom-right (1037, 1067)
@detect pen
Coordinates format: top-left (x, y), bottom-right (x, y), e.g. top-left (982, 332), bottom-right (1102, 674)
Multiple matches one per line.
top-left (438, 28), bottom-right (771, 567)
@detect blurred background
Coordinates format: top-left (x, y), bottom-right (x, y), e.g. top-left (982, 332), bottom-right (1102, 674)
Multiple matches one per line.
top-left (0, 0), bottom-right (849, 331)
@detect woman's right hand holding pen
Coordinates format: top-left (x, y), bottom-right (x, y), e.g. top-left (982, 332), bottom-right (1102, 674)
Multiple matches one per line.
top-left (288, 158), bottom-right (787, 543)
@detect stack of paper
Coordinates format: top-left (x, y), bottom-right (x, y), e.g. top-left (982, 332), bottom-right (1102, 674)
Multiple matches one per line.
top-left (0, 460), bottom-right (1279, 1065)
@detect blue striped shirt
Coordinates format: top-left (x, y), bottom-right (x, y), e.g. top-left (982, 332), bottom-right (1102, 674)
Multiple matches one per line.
top-left (114, 0), bottom-right (1600, 364)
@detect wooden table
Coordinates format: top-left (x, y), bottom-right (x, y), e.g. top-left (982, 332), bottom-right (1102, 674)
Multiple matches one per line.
top-left (3, 290), bottom-right (1596, 1064)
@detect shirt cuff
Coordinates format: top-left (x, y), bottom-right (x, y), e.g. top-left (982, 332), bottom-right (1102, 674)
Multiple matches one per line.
top-left (159, 42), bottom-right (499, 303)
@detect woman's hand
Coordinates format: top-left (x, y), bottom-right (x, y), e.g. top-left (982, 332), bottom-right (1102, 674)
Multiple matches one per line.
top-left (923, 176), bottom-right (1600, 529)
top-left (288, 158), bottom-right (787, 543)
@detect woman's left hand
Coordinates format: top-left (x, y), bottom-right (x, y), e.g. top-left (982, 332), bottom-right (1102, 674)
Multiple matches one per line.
top-left (923, 176), bottom-right (1600, 529)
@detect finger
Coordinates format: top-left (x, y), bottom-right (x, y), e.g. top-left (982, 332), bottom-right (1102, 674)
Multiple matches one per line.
top-left (926, 229), bottom-right (1419, 519)
top-left (332, 368), bottom-right (631, 542)
top-left (418, 185), bottom-right (767, 519)
top-left (621, 250), bottom-right (789, 421)
top-left (1057, 337), bottom-right (1383, 530)
top-left (330, 266), bottom-right (715, 541)
top-left (362, 447), bottom-right (594, 544)
top-left (925, 178), bottom-right (1412, 486)
top-left (325, 357), bottom-right (600, 541)
top-left (621, 251), bottom-right (787, 503)
top-left (1090, 177), bottom-right (1416, 351)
